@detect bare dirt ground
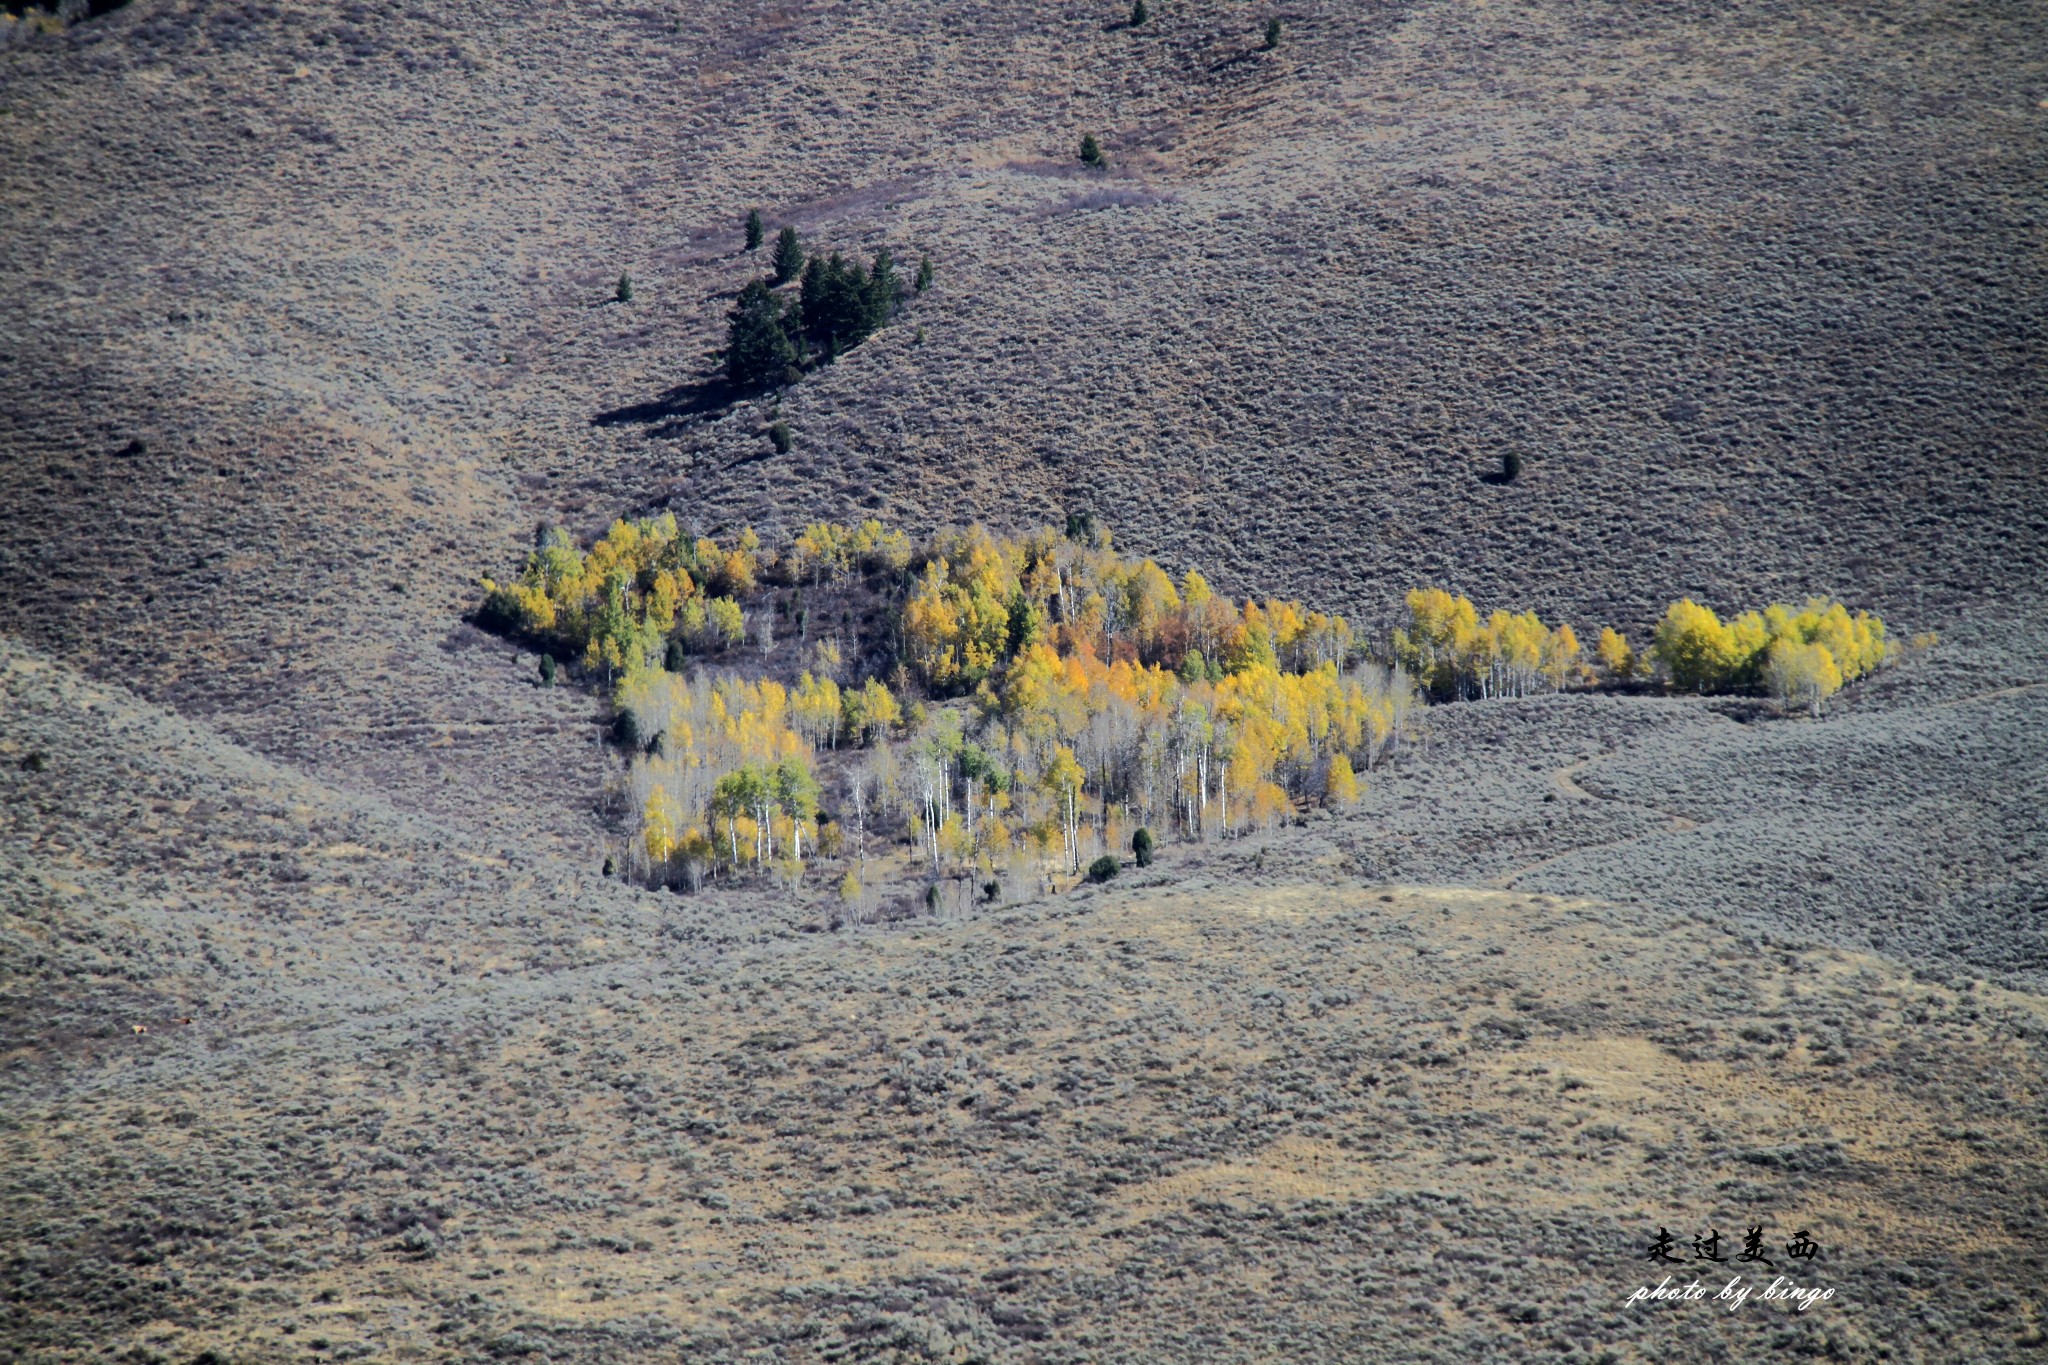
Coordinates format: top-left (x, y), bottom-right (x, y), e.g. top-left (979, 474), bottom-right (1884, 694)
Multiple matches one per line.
top-left (2, 0), bottom-right (2045, 1361)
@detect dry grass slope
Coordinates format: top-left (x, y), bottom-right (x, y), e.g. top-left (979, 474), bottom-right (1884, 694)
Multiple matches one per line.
top-left (2, 0), bottom-right (2045, 1360)
top-left (6, 629), bottom-right (2046, 1361)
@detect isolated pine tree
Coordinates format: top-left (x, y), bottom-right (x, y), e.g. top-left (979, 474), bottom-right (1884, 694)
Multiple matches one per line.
top-left (1079, 133), bottom-right (1104, 167)
top-left (1131, 0), bottom-right (1148, 24)
top-left (772, 225), bottom-right (805, 284)
top-left (745, 208), bottom-right (764, 251)
top-left (1262, 16), bottom-right (1281, 48)
top-left (915, 256), bottom-right (935, 293)
top-left (615, 272), bottom-right (632, 303)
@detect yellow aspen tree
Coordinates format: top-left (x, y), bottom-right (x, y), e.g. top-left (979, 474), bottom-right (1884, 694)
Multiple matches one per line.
top-left (1651, 599), bottom-right (1738, 691)
top-left (1596, 627), bottom-right (1634, 681)
top-left (1325, 751), bottom-right (1361, 806)
top-left (1543, 623), bottom-right (1582, 691)
top-left (1043, 746), bottom-right (1086, 872)
top-left (1763, 639), bottom-right (1843, 717)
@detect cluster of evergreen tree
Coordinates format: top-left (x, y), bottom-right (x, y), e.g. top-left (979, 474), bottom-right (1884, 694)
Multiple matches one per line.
top-left (724, 223), bottom-right (914, 389)
top-left (801, 248), bottom-right (897, 360)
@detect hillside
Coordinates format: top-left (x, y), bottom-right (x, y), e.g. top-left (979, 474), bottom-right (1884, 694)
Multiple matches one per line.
top-left (5, 633), bottom-right (2046, 1361)
top-left (3, 0), bottom-right (2044, 845)
top-left (1, 0), bottom-right (2044, 1360)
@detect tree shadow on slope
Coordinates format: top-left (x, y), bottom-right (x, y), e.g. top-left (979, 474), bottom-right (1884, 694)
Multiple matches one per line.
top-left (591, 378), bottom-right (733, 439)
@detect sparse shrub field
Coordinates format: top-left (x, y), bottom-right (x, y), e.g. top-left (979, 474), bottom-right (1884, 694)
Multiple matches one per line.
top-left (0, 0), bottom-right (2042, 1362)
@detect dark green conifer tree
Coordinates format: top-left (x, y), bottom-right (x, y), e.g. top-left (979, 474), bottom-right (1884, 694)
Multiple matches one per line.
top-left (772, 225), bottom-right (805, 284)
top-left (866, 248), bottom-right (899, 327)
top-left (801, 251), bottom-right (888, 357)
top-left (725, 279), bottom-right (798, 388)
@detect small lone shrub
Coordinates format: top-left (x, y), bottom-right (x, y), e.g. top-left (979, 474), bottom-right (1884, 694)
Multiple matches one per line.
top-left (745, 208), bottom-right (764, 251)
top-left (1079, 133), bottom-right (1104, 167)
top-left (538, 654), bottom-right (557, 686)
top-left (925, 883), bottom-right (942, 913)
top-left (1262, 16), bottom-right (1281, 48)
top-left (615, 272), bottom-right (632, 303)
top-left (915, 255), bottom-right (935, 293)
top-left (1502, 450), bottom-right (1522, 482)
top-left (1131, 0), bottom-right (1148, 25)
top-left (1086, 854), bottom-right (1120, 883)
top-left (768, 420), bottom-right (792, 453)
top-left (984, 878), bottom-right (1001, 902)
top-left (602, 856), bottom-right (615, 877)
top-left (613, 707), bottom-right (641, 748)
top-left (664, 639), bottom-right (687, 672)
top-left (1132, 827), bottom-right (1155, 867)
